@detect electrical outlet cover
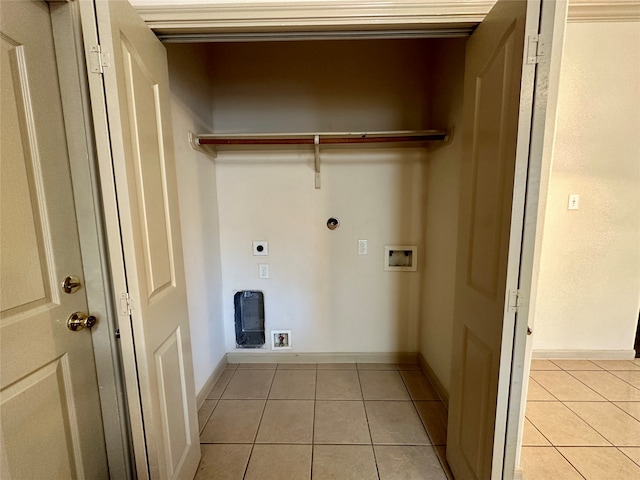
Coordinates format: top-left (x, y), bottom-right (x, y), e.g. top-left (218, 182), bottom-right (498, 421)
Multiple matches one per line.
top-left (253, 241), bottom-right (269, 256)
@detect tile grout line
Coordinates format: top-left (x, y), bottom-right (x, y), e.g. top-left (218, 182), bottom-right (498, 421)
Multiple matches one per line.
top-left (198, 400), bottom-right (216, 436)
top-left (563, 369), bottom-right (623, 401)
top-left (527, 377), bottom-right (561, 402)
top-left (617, 445), bottom-right (640, 469)
top-left (608, 370), bottom-right (640, 391)
top-left (553, 446), bottom-right (588, 480)
top-left (400, 370), bottom-right (452, 479)
top-left (355, 366), bottom-right (381, 480)
top-left (241, 367), bottom-right (276, 480)
top-left (525, 363), bottom-right (640, 480)
top-left (557, 397), bottom-right (614, 447)
top-left (214, 367), bottom-right (236, 401)
top-left (559, 397), bottom-right (640, 448)
top-left (524, 417), bottom-right (555, 448)
top-left (556, 368), bottom-right (640, 448)
top-left (311, 367), bottom-right (318, 480)
top-left (199, 367), bottom-right (237, 438)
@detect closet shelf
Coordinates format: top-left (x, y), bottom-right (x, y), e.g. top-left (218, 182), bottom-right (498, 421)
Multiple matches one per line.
top-left (189, 129), bottom-right (449, 189)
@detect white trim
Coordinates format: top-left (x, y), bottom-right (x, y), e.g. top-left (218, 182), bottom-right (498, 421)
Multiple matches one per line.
top-left (77, 2), bottom-right (150, 477)
top-left (134, 0), bottom-right (495, 37)
top-left (568, 0), bottom-right (640, 22)
top-left (159, 28), bottom-right (473, 43)
top-left (532, 349), bottom-right (637, 359)
top-left (52, 2), bottom-right (134, 478)
top-left (133, 0), bottom-right (640, 39)
top-left (226, 351), bottom-right (418, 364)
top-left (512, 0), bottom-right (568, 474)
top-left (418, 353), bottom-right (449, 406)
top-left (195, 356), bottom-right (228, 409)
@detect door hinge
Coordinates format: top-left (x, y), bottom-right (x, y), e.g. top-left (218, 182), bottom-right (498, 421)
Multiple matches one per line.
top-left (90, 45), bottom-right (110, 74)
top-left (526, 35), bottom-right (546, 64)
top-left (119, 292), bottom-right (133, 316)
top-left (508, 289), bottom-right (526, 313)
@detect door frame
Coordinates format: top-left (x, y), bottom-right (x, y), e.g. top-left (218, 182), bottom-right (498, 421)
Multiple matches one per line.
top-left (48, 1), bottom-right (135, 478)
top-left (49, 0), bottom-right (570, 479)
top-left (501, 1), bottom-right (568, 477)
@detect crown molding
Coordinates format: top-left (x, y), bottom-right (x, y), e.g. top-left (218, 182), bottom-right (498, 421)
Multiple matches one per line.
top-left (133, 0), bottom-right (640, 38)
top-left (568, 0), bottom-right (640, 22)
top-left (134, 1), bottom-right (496, 36)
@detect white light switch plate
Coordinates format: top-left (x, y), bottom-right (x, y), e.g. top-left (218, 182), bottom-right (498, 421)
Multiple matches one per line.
top-left (258, 264), bottom-right (269, 279)
top-left (568, 194), bottom-right (580, 210)
top-left (358, 239), bottom-right (368, 255)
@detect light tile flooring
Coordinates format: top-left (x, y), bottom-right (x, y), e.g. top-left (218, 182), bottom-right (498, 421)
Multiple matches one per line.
top-left (522, 358), bottom-right (640, 480)
top-left (196, 363), bottom-right (452, 480)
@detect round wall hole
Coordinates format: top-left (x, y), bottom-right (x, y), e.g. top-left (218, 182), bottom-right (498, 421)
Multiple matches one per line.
top-left (327, 217), bottom-right (340, 230)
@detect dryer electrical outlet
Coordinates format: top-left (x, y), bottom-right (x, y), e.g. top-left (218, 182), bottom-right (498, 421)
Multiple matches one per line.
top-left (253, 241), bottom-right (269, 256)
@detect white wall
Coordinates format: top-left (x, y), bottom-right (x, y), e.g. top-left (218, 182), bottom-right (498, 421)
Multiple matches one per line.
top-left (209, 40), bottom-right (435, 353)
top-left (216, 150), bottom-right (426, 352)
top-left (419, 38), bottom-right (466, 394)
top-left (208, 40), bottom-right (429, 133)
top-left (166, 44), bottom-right (226, 394)
top-left (532, 21), bottom-right (640, 355)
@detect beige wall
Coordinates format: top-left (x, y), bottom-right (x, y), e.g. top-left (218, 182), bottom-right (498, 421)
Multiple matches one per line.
top-left (162, 37), bottom-right (464, 395)
top-left (166, 44), bottom-right (226, 394)
top-left (209, 40), bottom-right (436, 353)
top-left (532, 21), bottom-right (640, 355)
top-left (419, 38), bottom-right (466, 394)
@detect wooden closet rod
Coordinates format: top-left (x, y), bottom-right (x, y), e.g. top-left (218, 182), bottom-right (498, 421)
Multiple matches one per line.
top-left (196, 130), bottom-right (448, 146)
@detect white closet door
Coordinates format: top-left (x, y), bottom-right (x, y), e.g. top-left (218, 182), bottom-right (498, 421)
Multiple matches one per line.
top-left (0, 1), bottom-right (108, 478)
top-left (81, 1), bottom-right (200, 478)
top-left (447, 0), bottom-right (549, 478)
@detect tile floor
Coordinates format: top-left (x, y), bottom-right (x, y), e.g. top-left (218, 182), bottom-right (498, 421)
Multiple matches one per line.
top-left (522, 358), bottom-right (640, 480)
top-left (196, 362), bottom-right (452, 480)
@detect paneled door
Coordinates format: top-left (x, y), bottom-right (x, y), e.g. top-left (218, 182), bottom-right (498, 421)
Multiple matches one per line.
top-left (80, 0), bottom-right (200, 478)
top-left (447, 0), bottom-right (551, 479)
top-left (0, 1), bottom-right (108, 478)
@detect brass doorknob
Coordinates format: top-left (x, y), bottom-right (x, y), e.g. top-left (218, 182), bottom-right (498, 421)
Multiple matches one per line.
top-left (67, 312), bottom-right (97, 331)
top-left (61, 275), bottom-right (82, 294)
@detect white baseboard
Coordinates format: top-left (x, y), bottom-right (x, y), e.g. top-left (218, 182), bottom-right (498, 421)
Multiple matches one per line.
top-left (195, 356), bottom-right (228, 409)
top-left (532, 349), bottom-right (636, 360)
top-left (418, 353), bottom-right (449, 407)
top-left (226, 351), bottom-right (418, 364)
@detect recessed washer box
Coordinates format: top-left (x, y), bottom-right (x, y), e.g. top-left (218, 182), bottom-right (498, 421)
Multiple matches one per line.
top-left (384, 245), bottom-right (418, 272)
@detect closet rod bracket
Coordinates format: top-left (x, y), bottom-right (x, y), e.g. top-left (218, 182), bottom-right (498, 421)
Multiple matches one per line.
top-left (189, 131), bottom-right (217, 158)
top-left (314, 134), bottom-right (321, 189)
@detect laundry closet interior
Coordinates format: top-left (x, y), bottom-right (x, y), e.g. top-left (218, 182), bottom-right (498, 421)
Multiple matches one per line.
top-left (164, 34), bottom-right (469, 400)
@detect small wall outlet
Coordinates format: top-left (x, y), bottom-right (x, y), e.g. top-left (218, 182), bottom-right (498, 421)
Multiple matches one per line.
top-left (253, 241), bottom-right (269, 256)
top-left (271, 330), bottom-right (291, 350)
top-left (568, 194), bottom-right (580, 210)
top-left (358, 239), bottom-right (368, 255)
top-left (258, 264), bottom-right (269, 279)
